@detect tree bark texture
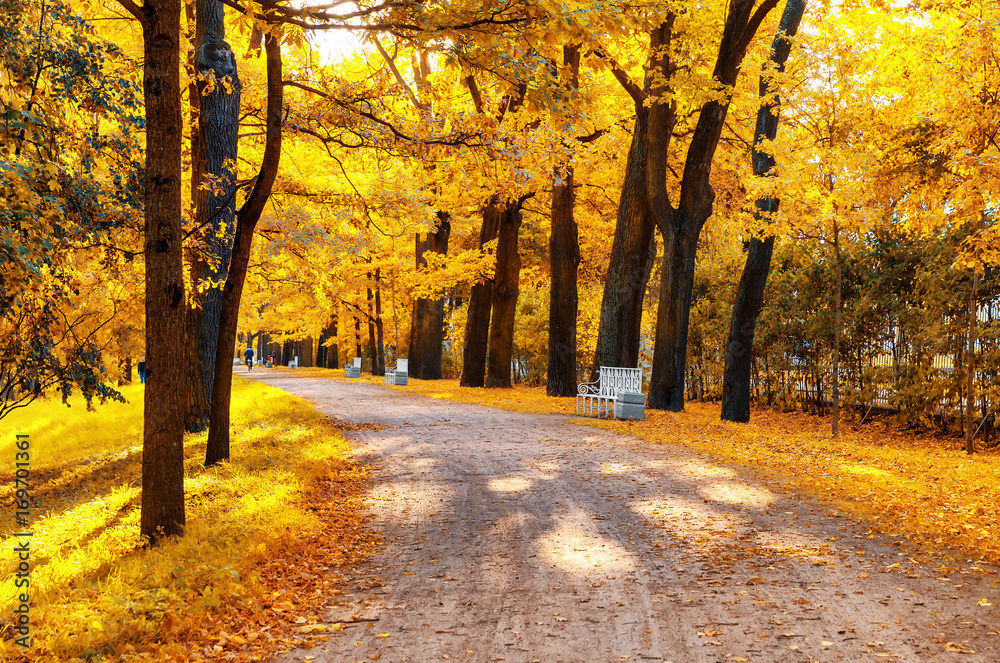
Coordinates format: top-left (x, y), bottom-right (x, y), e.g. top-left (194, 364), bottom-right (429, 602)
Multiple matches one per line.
top-left (721, 0), bottom-right (806, 423)
top-left (367, 277), bottom-right (378, 375)
top-left (647, 0), bottom-right (780, 412)
top-left (966, 268), bottom-right (979, 454)
top-left (205, 32), bottom-right (281, 467)
top-left (354, 316), bottom-right (362, 360)
top-left (139, 0), bottom-right (186, 543)
top-left (185, 0), bottom-right (241, 433)
top-left (485, 205), bottom-right (524, 388)
top-left (720, 235), bottom-right (775, 421)
top-left (318, 313), bottom-right (339, 369)
top-left (591, 106), bottom-right (655, 377)
top-left (832, 219), bottom-right (842, 437)
top-left (411, 214), bottom-right (451, 380)
top-left (375, 268), bottom-right (385, 374)
top-left (547, 45), bottom-right (582, 398)
top-left (460, 200), bottom-right (502, 387)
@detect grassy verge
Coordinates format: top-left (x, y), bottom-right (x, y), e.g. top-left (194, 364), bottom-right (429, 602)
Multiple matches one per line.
top-left (287, 366), bottom-right (1000, 566)
top-left (0, 376), bottom-right (376, 662)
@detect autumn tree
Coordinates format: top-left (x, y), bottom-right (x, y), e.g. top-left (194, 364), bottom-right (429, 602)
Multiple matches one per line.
top-left (0, 0), bottom-right (141, 420)
top-left (116, 0), bottom-right (188, 542)
top-left (185, 0), bottom-right (242, 432)
top-left (205, 26), bottom-right (282, 466)
top-left (721, 0), bottom-right (806, 423)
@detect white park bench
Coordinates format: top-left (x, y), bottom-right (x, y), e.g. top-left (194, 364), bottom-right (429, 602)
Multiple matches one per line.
top-left (288, 355), bottom-right (298, 369)
top-left (384, 358), bottom-right (408, 385)
top-left (344, 356), bottom-right (361, 378)
top-left (577, 367), bottom-right (643, 419)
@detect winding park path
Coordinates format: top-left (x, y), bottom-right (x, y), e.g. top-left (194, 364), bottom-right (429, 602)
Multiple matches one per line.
top-left (248, 371), bottom-right (1000, 663)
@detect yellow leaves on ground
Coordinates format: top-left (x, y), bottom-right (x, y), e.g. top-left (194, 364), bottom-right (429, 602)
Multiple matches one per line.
top-left (0, 377), bottom-right (378, 663)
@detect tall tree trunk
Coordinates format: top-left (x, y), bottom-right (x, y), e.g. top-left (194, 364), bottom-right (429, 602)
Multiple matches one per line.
top-left (407, 234), bottom-right (425, 373)
top-left (317, 325), bottom-right (327, 367)
top-left (460, 200), bottom-right (502, 387)
top-left (966, 267), bottom-right (979, 454)
top-left (328, 312), bottom-right (340, 368)
top-left (185, 0), bottom-right (241, 433)
top-left (367, 276), bottom-right (378, 375)
top-left (354, 315), bottom-right (362, 360)
top-left (486, 204), bottom-right (524, 388)
top-left (649, 221), bottom-right (703, 410)
top-left (375, 269), bottom-right (385, 374)
top-left (832, 218), bottom-right (842, 437)
top-left (721, 0), bottom-right (806, 423)
top-left (205, 31), bottom-right (282, 467)
top-left (647, 0), bottom-right (780, 412)
top-left (138, 0), bottom-right (186, 543)
top-left (412, 214), bottom-right (450, 379)
top-left (721, 235), bottom-right (775, 419)
top-left (547, 45), bottom-right (582, 397)
top-left (591, 107), bottom-right (655, 376)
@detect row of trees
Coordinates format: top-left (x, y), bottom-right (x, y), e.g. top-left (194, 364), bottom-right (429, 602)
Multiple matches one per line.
top-left (5, 0), bottom-right (999, 541)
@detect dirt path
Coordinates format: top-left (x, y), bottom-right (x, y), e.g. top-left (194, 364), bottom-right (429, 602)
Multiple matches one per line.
top-left (250, 372), bottom-right (999, 663)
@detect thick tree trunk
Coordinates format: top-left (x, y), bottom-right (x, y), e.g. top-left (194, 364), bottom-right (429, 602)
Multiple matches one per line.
top-left (720, 235), bottom-right (775, 421)
top-left (647, 0), bottom-right (780, 412)
top-left (832, 220), bottom-right (842, 437)
top-left (411, 214), bottom-right (451, 379)
top-left (649, 219), bottom-right (705, 411)
top-left (460, 200), bottom-right (502, 387)
top-left (375, 269), bottom-right (385, 374)
top-left (139, 0), bottom-right (186, 543)
top-left (485, 206), bottom-right (523, 388)
top-left (329, 311), bottom-right (339, 368)
top-left (966, 261), bottom-right (980, 454)
top-left (547, 45), bottom-right (582, 397)
top-left (354, 316), bottom-right (362, 360)
top-left (721, 0), bottom-right (806, 422)
top-left (319, 313), bottom-right (338, 369)
top-left (591, 107), bottom-right (655, 376)
top-left (367, 277), bottom-right (378, 375)
top-left (547, 164), bottom-right (581, 395)
top-left (185, 0), bottom-right (241, 433)
top-left (205, 32), bottom-right (281, 467)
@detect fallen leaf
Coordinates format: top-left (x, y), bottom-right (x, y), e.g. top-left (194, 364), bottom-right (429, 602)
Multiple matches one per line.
top-left (945, 642), bottom-right (975, 654)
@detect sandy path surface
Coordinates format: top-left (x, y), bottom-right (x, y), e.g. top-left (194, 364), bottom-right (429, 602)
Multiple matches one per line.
top-left (250, 372), bottom-right (1000, 663)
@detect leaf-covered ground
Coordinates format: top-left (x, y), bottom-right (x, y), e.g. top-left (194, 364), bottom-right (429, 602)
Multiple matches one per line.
top-left (248, 370), bottom-right (1000, 662)
top-left (293, 367), bottom-right (1000, 567)
top-left (0, 376), bottom-right (378, 662)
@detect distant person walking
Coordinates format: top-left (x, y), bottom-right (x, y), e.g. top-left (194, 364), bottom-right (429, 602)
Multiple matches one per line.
top-left (137, 357), bottom-right (146, 384)
top-left (244, 346), bottom-right (255, 371)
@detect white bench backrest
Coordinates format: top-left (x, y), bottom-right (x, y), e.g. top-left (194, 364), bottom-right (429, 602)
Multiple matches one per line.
top-left (598, 366), bottom-right (642, 396)
top-left (351, 357), bottom-right (361, 369)
top-left (396, 358), bottom-right (408, 373)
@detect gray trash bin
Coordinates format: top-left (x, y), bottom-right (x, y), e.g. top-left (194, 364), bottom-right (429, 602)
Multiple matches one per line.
top-left (614, 392), bottom-right (646, 421)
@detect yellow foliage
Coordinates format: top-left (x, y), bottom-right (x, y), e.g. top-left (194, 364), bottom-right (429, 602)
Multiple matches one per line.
top-left (0, 377), bottom-right (375, 662)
